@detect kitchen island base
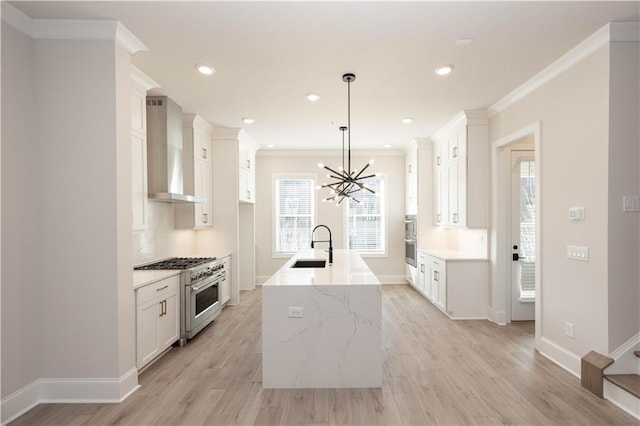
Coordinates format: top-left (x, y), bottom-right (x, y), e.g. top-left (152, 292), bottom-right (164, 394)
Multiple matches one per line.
top-left (262, 249), bottom-right (382, 389)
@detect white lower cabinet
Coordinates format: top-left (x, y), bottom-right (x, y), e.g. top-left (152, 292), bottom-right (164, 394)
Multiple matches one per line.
top-left (414, 250), bottom-right (488, 319)
top-left (136, 274), bottom-right (180, 370)
top-left (416, 252), bottom-right (428, 295)
top-left (220, 255), bottom-right (231, 305)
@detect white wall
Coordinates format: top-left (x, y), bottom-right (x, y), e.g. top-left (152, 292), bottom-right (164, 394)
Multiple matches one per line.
top-left (35, 38), bottom-right (125, 378)
top-left (607, 40), bottom-right (640, 351)
top-left (490, 26), bottom-right (640, 362)
top-left (1, 22), bottom-right (143, 414)
top-left (1, 22), bottom-right (42, 397)
top-left (490, 42), bottom-right (617, 358)
top-left (255, 151), bottom-right (405, 281)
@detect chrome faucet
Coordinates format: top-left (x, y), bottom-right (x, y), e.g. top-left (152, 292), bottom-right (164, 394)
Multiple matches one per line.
top-left (311, 224), bottom-right (333, 264)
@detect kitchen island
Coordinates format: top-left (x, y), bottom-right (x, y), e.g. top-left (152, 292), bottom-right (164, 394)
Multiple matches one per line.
top-left (262, 249), bottom-right (382, 388)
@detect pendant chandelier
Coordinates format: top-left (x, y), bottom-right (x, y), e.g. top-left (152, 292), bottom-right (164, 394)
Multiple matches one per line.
top-left (318, 73), bottom-right (376, 205)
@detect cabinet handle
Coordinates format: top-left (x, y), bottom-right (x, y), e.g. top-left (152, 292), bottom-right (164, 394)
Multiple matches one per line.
top-left (162, 300), bottom-right (167, 316)
top-left (434, 271), bottom-right (439, 282)
top-left (453, 213), bottom-right (458, 223)
top-left (436, 156), bottom-right (441, 166)
top-left (202, 148), bottom-right (207, 159)
top-left (437, 214), bottom-right (442, 222)
top-left (246, 159), bottom-right (251, 169)
top-left (203, 213), bottom-right (208, 223)
top-left (420, 264), bottom-right (425, 272)
top-left (156, 285), bottom-right (169, 292)
top-left (452, 146), bottom-right (458, 158)
top-left (408, 164), bottom-right (412, 173)
top-left (159, 301), bottom-right (164, 317)
top-left (247, 190), bottom-right (251, 200)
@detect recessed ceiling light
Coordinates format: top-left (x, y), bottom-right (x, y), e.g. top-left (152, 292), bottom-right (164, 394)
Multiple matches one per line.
top-left (401, 117), bottom-right (413, 124)
top-left (267, 144), bottom-right (275, 148)
top-left (196, 64), bottom-right (215, 75)
top-left (242, 118), bottom-right (255, 124)
top-left (384, 144), bottom-right (392, 149)
top-left (456, 38), bottom-right (473, 46)
top-left (435, 65), bottom-right (454, 76)
top-left (306, 93), bottom-right (320, 102)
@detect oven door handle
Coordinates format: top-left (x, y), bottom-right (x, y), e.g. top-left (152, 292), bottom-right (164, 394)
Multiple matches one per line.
top-left (191, 279), bottom-right (218, 293)
top-left (404, 238), bottom-right (417, 243)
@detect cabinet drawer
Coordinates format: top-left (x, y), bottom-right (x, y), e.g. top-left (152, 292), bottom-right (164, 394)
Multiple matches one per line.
top-left (136, 275), bottom-right (180, 306)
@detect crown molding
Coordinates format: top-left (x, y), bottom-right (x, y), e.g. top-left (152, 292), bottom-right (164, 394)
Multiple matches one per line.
top-left (212, 127), bottom-right (243, 140)
top-left (488, 22), bottom-right (614, 116)
top-left (432, 109), bottom-right (488, 142)
top-left (131, 66), bottom-right (160, 92)
top-left (1, 2), bottom-right (33, 35)
top-left (182, 114), bottom-right (213, 133)
top-left (1, 3), bottom-right (147, 54)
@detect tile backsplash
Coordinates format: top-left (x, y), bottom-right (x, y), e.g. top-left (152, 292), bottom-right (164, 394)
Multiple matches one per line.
top-left (132, 202), bottom-right (197, 265)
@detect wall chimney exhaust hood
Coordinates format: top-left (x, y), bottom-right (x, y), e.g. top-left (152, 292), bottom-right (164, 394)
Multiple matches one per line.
top-left (146, 96), bottom-right (206, 204)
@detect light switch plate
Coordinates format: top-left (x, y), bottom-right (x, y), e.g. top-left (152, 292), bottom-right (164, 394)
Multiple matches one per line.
top-left (569, 207), bottom-right (584, 220)
top-left (567, 245), bottom-right (589, 261)
top-left (623, 196), bottom-right (639, 212)
top-left (288, 307), bottom-right (303, 318)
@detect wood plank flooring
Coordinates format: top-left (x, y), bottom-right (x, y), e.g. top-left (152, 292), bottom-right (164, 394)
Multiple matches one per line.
top-left (11, 285), bottom-right (637, 425)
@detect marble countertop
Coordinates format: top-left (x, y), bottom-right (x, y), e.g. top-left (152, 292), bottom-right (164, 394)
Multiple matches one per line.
top-left (263, 249), bottom-right (380, 287)
top-left (418, 248), bottom-right (488, 262)
top-left (133, 270), bottom-right (181, 290)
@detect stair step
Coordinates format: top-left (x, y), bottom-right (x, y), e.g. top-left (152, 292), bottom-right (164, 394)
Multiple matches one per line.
top-left (634, 350), bottom-right (640, 358)
top-left (605, 374), bottom-right (640, 399)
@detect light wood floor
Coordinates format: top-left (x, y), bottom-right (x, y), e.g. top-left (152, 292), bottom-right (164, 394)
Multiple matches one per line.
top-left (11, 285), bottom-right (637, 425)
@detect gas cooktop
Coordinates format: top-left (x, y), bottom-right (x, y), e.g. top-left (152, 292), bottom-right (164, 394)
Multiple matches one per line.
top-left (134, 257), bottom-right (216, 270)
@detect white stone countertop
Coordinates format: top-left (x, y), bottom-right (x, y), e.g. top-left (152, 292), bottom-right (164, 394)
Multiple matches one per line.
top-left (418, 248), bottom-right (489, 262)
top-left (263, 249), bottom-right (381, 287)
top-left (133, 270), bottom-right (181, 290)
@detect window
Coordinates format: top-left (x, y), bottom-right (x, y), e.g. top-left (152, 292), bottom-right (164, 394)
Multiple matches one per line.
top-left (346, 176), bottom-right (385, 255)
top-left (274, 177), bottom-right (315, 255)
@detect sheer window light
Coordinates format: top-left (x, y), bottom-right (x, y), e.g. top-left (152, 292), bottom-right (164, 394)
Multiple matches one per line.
top-left (346, 176), bottom-right (385, 254)
top-left (274, 177), bottom-right (315, 254)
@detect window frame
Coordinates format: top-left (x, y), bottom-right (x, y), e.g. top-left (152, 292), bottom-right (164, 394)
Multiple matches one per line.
top-left (343, 173), bottom-right (388, 257)
top-left (272, 173), bottom-right (317, 258)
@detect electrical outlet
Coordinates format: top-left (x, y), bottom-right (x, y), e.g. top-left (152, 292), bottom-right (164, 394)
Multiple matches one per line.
top-left (565, 322), bottom-right (575, 338)
top-left (623, 196), bottom-right (639, 212)
top-left (288, 307), bottom-right (303, 318)
top-left (567, 245), bottom-right (589, 261)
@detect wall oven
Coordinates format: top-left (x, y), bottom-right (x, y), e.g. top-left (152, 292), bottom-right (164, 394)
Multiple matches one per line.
top-left (404, 215), bottom-right (417, 267)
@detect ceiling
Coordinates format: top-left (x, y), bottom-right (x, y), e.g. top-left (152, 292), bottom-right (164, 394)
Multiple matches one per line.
top-left (10, 1), bottom-right (640, 150)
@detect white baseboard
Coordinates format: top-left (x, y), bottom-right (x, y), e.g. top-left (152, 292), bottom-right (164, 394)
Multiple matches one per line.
top-left (604, 379), bottom-right (640, 420)
top-left (487, 307), bottom-right (507, 325)
top-left (538, 337), bottom-right (581, 378)
top-left (1, 368), bottom-right (139, 425)
top-left (606, 332), bottom-right (640, 375)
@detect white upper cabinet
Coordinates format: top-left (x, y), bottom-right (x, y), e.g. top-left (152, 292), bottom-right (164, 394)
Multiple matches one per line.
top-left (131, 67), bottom-right (159, 231)
top-left (432, 111), bottom-right (489, 229)
top-left (238, 134), bottom-right (256, 203)
top-left (176, 114), bottom-right (214, 228)
top-left (405, 147), bottom-right (418, 215)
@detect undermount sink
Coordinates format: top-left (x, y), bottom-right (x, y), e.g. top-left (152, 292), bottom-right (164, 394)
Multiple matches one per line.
top-left (291, 259), bottom-right (327, 268)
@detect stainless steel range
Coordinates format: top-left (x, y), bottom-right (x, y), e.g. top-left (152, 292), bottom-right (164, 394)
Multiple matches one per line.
top-left (135, 257), bottom-right (226, 345)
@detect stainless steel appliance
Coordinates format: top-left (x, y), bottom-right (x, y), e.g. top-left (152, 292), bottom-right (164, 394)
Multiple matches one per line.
top-left (146, 96), bottom-right (205, 204)
top-left (135, 257), bottom-right (225, 345)
top-left (404, 215), bottom-right (417, 267)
